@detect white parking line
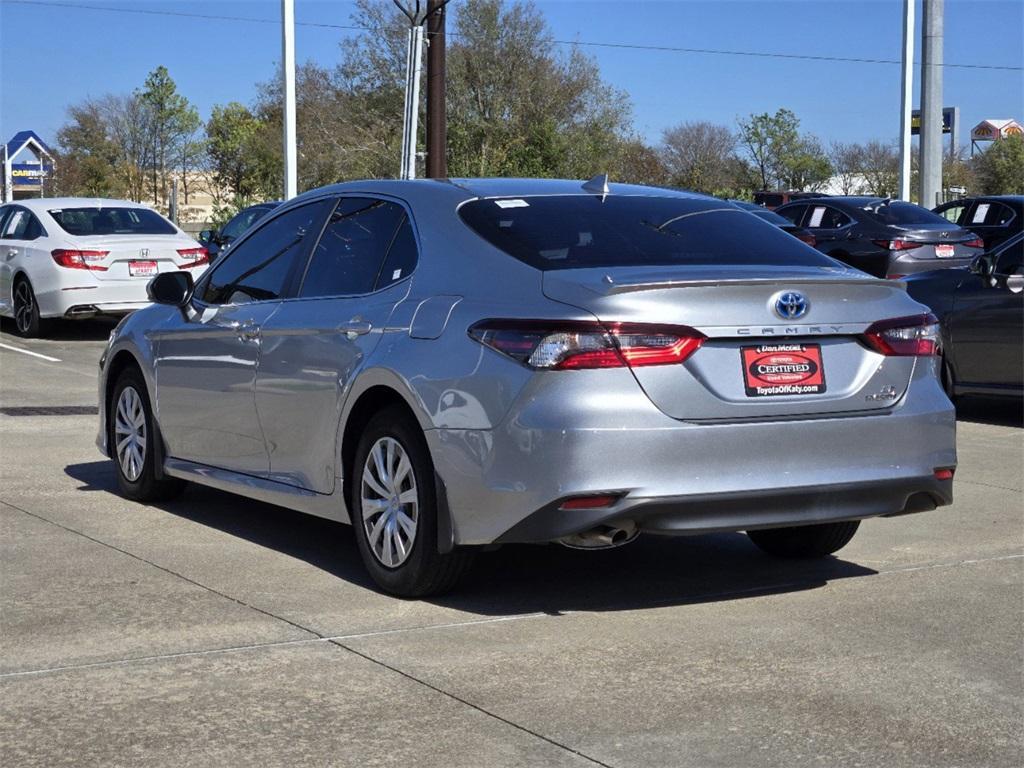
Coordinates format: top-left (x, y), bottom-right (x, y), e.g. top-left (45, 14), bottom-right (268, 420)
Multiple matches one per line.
top-left (0, 342), bottom-right (61, 362)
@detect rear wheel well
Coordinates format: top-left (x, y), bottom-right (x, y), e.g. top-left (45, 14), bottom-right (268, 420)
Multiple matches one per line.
top-left (341, 386), bottom-right (422, 505)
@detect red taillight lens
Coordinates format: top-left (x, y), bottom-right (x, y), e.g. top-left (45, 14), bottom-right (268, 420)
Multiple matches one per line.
top-left (177, 246), bottom-right (210, 268)
top-left (886, 274), bottom-right (907, 280)
top-left (873, 239), bottom-right (917, 251)
top-left (963, 237), bottom-right (984, 249)
top-left (469, 320), bottom-right (705, 370)
top-left (863, 314), bottom-right (941, 356)
top-left (51, 249), bottom-right (109, 271)
top-left (796, 232), bottom-right (816, 247)
top-left (933, 467), bottom-right (955, 480)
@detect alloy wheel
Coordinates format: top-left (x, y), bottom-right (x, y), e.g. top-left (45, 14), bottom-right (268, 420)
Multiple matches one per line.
top-left (115, 386), bottom-right (147, 482)
top-left (360, 436), bottom-right (419, 568)
top-left (13, 281), bottom-right (34, 334)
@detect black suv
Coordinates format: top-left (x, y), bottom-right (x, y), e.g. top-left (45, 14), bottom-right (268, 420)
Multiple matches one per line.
top-left (775, 196), bottom-right (984, 278)
top-left (933, 195), bottom-right (1023, 251)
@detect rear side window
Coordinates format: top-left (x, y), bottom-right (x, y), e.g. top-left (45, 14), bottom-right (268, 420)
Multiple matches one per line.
top-left (938, 203), bottom-right (968, 224)
top-left (866, 201), bottom-right (950, 227)
top-left (48, 207), bottom-right (176, 236)
top-left (459, 195), bottom-right (835, 270)
top-left (775, 204), bottom-right (807, 225)
top-left (806, 206), bottom-right (852, 229)
top-left (221, 206), bottom-right (272, 241)
top-left (202, 200), bottom-right (330, 304)
top-left (299, 198), bottom-right (413, 298)
top-left (970, 202), bottom-right (1015, 226)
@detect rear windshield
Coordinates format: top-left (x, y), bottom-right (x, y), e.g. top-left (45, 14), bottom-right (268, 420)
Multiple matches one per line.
top-left (863, 201), bottom-right (951, 227)
top-left (750, 208), bottom-right (793, 227)
top-left (458, 195), bottom-right (834, 270)
top-left (48, 207), bottom-right (177, 236)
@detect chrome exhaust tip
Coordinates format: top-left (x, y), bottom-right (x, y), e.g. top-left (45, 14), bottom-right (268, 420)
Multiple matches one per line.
top-left (558, 521), bottom-right (639, 550)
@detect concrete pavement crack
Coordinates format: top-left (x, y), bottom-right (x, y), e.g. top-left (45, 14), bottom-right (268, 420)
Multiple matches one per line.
top-left (1, 499), bottom-right (323, 641)
top-left (329, 639), bottom-right (619, 768)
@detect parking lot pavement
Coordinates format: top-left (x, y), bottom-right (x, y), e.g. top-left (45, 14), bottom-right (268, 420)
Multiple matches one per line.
top-left (2, 320), bottom-right (1022, 767)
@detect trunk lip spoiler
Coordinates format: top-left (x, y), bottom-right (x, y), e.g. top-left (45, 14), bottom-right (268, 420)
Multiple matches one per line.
top-left (603, 276), bottom-right (903, 295)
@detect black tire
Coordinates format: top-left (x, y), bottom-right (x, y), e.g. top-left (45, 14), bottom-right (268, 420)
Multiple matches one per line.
top-left (941, 355), bottom-right (959, 404)
top-left (350, 406), bottom-right (473, 597)
top-left (12, 277), bottom-right (44, 338)
top-left (747, 520), bottom-right (860, 559)
top-left (109, 367), bottom-right (186, 502)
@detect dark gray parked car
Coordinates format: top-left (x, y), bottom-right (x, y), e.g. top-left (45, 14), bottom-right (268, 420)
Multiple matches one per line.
top-left (933, 195), bottom-right (1023, 251)
top-left (776, 197), bottom-right (984, 279)
top-left (97, 178), bottom-right (956, 596)
top-left (903, 232), bottom-right (1023, 399)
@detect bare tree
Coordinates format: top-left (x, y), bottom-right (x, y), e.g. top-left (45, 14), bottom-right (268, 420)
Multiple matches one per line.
top-left (660, 121), bottom-right (739, 194)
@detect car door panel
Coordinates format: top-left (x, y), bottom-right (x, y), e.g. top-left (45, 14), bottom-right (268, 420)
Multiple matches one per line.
top-left (152, 199), bottom-right (332, 476)
top-left (949, 239), bottom-right (1024, 388)
top-left (255, 283), bottom-right (410, 492)
top-left (155, 302), bottom-right (281, 473)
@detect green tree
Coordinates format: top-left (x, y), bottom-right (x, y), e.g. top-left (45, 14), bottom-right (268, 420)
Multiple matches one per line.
top-left (206, 102), bottom-right (279, 200)
top-left (737, 108), bottom-right (801, 190)
top-left (53, 100), bottom-right (124, 197)
top-left (972, 135), bottom-right (1024, 194)
top-left (138, 66), bottom-right (199, 207)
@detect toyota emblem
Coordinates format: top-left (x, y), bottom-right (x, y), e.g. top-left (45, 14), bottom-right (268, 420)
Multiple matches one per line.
top-left (774, 291), bottom-right (809, 320)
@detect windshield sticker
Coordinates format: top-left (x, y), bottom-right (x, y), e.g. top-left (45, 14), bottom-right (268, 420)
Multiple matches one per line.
top-left (972, 203), bottom-right (990, 223)
top-left (808, 207), bottom-right (826, 228)
top-left (495, 199), bottom-right (530, 209)
top-left (392, 269), bottom-right (402, 280)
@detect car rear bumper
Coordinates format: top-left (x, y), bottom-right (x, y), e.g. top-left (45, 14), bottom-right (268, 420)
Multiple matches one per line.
top-left (426, 366), bottom-right (956, 545)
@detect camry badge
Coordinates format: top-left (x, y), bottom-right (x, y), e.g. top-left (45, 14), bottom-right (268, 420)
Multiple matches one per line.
top-left (774, 291), bottom-right (809, 320)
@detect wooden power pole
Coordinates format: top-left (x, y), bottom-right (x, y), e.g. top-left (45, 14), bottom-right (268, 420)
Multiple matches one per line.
top-left (425, 0), bottom-right (448, 178)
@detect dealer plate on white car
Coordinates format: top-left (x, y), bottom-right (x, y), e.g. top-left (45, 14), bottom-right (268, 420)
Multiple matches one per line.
top-left (129, 260), bottom-right (158, 277)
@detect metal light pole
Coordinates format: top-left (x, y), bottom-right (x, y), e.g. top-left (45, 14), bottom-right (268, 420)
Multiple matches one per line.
top-left (898, 0), bottom-right (915, 202)
top-left (281, 0), bottom-right (298, 199)
top-left (400, 22), bottom-right (426, 179)
top-left (426, 0), bottom-right (448, 178)
top-left (919, 0), bottom-right (944, 207)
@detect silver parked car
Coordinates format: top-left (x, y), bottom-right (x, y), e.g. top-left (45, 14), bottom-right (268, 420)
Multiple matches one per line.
top-left (97, 178), bottom-right (956, 596)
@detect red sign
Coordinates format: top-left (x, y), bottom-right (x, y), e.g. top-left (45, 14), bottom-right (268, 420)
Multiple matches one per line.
top-left (741, 344), bottom-right (826, 397)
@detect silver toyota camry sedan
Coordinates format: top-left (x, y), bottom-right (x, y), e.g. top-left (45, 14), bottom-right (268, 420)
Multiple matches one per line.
top-left (97, 178), bottom-right (956, 596)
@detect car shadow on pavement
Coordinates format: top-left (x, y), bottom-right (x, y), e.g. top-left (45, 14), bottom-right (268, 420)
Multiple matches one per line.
top-left (0, 316), bottom-right (118, 342)
top-left (66, 460), bottom-right (877, 615)
top-left (955, 396), bottom-right (1023, 428)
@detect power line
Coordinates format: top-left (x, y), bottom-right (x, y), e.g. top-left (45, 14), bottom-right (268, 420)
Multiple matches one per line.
top-left (6, 0), bottom-right (1024, 72)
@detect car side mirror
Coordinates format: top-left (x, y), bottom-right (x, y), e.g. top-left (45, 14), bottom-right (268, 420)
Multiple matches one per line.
top-left (147, 271), bottom-right (194, 307)
top-left (198, 229), bottom-right (214, 245)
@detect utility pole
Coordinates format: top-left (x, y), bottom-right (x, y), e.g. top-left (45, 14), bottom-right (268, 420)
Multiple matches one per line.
top-left (919, 0), bottom-right (944, 207)
top-left (897, 0), bottom-right (915, 202)
top-left (281, 0), bottom-right (298, 199)
top-left (425, 0), bottom-right (447, 178)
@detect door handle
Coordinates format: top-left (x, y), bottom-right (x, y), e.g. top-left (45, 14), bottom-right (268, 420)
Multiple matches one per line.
top-left (338, 319), bottom-right (373, 339)
top-left (236, 321), bottom-right (260, 342)
top-left (7, 249), bottom-right (17, 258)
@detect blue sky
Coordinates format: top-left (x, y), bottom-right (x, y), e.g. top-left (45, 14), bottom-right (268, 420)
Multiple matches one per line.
top-left (2, 0), bottom-right (1022, 155)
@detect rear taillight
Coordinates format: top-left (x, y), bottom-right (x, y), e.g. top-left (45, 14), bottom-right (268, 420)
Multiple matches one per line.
top-left (177, 246), bottom-right (210, 268)
top-left (886, 274), bottom-right (907, 280)
top-left (863, 314), bottom-right (941, 356)
top-left (963, 237), bottom-right (984, 249)
top-left (51, 249), bottom-right (109, 271)
top-left (469, 320), bottom-right (705, 370)
top-left (795, 232), bottom-right (817, 247)
top-left (873, 239), bottom-right (917, 251)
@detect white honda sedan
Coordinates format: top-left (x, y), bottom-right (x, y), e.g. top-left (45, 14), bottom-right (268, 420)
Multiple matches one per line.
top-left (0, 198), bottom-right (209, 336)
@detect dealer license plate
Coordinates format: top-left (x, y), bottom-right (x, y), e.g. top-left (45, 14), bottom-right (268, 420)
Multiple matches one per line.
top-left (935, 244), bottom-right (955, 258)
top-left (129, 260), bottom-right (158, 277)
top-left (741, 344), bottom-right (827, 397)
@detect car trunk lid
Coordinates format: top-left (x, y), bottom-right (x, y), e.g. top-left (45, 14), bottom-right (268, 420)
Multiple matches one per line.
top-left (542, 265), bottom-right (921, 421)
